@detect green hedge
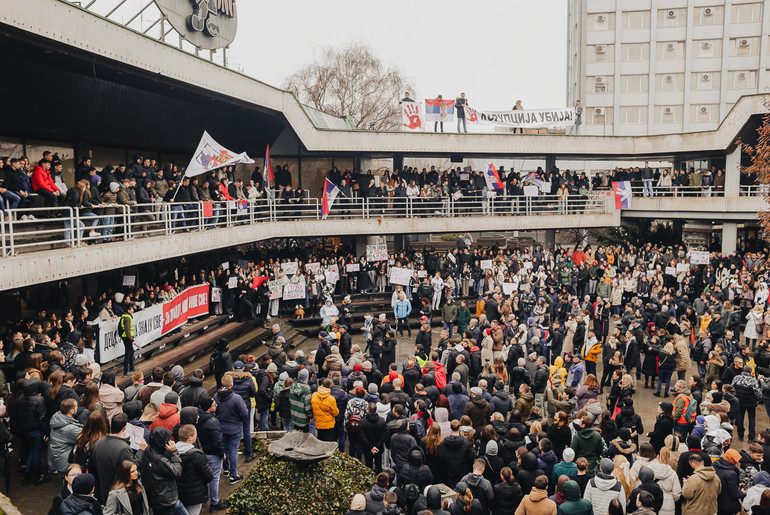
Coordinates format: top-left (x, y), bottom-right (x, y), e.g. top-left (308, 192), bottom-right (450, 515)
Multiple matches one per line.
top-left (227, 448), bottom-right (376, 515)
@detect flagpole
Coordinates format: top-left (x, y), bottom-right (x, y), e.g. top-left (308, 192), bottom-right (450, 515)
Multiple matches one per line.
top-left (170, 171), bottom-right (187, 202)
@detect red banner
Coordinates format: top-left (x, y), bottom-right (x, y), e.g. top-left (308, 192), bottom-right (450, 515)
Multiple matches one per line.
top-left (162, 284), bottom-right (210, 333)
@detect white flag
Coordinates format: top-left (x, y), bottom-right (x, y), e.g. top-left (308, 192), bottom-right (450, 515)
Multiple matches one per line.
top-left (184, 131), bottom-right (254, 177)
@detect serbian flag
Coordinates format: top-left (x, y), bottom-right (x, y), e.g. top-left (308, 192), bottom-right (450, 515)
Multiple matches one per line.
top-left (611, 181), bottom-right (632, 209)
top-left (425, 99), bottom-right (455, 122)
top-left (523, 172), bottom-right (544, 188)
top-left (322, 178), bottom-right (340, 219)
top-left (483, 164), bottom-right (504, 190)
top-left (264, 145), bottom-right (275, 200)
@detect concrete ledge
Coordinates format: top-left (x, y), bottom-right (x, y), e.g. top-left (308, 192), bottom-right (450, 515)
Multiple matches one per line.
top-left (623, 196), bottom-right (767, 220)
top-left (0, 213), bottom-right (616, 291)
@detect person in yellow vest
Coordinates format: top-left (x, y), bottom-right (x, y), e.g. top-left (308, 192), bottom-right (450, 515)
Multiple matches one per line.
top-left (120, 304), bottom-right (137, 375)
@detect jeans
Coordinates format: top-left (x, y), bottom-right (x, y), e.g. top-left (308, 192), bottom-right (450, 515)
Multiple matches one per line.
top-left (457, 116), bottom-right (467, 133)
top-left (63, 218), bottom-right (85, 243)
top-left (656, 369), bottom-right (673, 395)
top-left (281, 417), bottom-right (294, 431)
top-left (443, 321), bottom-right (454, 337)
top-left (1, 190), bottom-right (20, 211)
top-left (123, 337), bottom-right (135, 374)
top-left (184, 504), bottom-right (202, 515)
top-left (348, 432), bottom-right (363, 460)
top-left (171, 204), bottom-right (186, 229)
top-left (643, 179), bottom-right (654, 197)
top-left (335, 421), bottom-right (346, 452)
top-left (205, 454), bottom-right (222, 505)
top-left (222, 431), bottom-right (242, 476)
top-left (155, 500), bottom-right (190, 515)
top-left (242, 413), bottom-right (253, 458)
top-left (101, 215), bottom-right (115, 241)
top-left (586, 361), bottom-right (596, 376)
top-left (24, 430), bottom-right (44, 478)
top-left (259, 409), bottom-right (269, 431)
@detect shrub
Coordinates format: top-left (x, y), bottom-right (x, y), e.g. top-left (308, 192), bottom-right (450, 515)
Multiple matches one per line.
top-left (227, 450), bottom-right (376, 515)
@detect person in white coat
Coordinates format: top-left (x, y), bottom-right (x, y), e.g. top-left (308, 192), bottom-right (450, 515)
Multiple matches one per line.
top-left (646, 449), bottom-right (682, 515)
top-left (430, 272), bottom-right (444, 311)
top-left (585, 458), bottom-right (628, 515)
top-left (746, 303), bottom-right (765, 347)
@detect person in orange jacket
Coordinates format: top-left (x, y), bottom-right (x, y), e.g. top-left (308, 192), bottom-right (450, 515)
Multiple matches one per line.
top-left (582, 330), bottom-right (602, 376)
top-left (311, 377), bottom-right (339, 442)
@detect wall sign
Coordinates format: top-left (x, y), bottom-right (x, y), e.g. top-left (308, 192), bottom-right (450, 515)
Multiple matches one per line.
top-left (154, 0), bottom-right (238, 50)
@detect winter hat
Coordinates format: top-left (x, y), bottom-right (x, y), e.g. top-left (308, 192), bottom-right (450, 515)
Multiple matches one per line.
top-left (368, 383), bottom-right (378, 395)
top-left (278, 372), bottom-right (289, 381)
top-left (266, 363), bottom-right (278, 373)
top-left (711, 392), bottom-right (723, 403)
top-left (724, 449), bottom-right (741, 466)
top-left (755, 471), bottom-right (770, 487)
top-left (618, 428), bottom-right (632, 441)
top-left (350, 494), bottom-right (366, 511)
top-left (164, 391), bottom-right (179, 405)
top-left (199, 396), bottom-right (214, 411)
top-left (486, 440), bottom-right (499, 456)
top-left (109, 181), bottom-right (120, 193)
top-left (452, 383), bottom-right (462, 394)
top-left (695, 415), bottom-right (705, 425)
top-left (638, 466), bottom-right (655, 484)
top-left (599, 458), bottom-right (614, 474)
top-left (297, 368), bottom-right (309, 384)
top-left (455, 481), bottom-right (469, 494)
top-left (319, 331), bottom-right (329, 339)
top-left (353, 364), bottom-right (363, 372)
top-left (470, 387), bottom-right (483, 396)
top-left (114, 292), bottom-right (125, 303)
top-left (389, 371), bottom-right (399, 381)
top-left (562, 448), bottom-right (575, 463)
top-left (658, 401), bottom-right (674, 415)
top-left (362, 361), bottom-right (372, 370)
top-left (171, 365), bottom-right (184, 382)
top-left (72, 473), bottom-right (96, 495)
top-left (91, 174), bottom-right (101, 185)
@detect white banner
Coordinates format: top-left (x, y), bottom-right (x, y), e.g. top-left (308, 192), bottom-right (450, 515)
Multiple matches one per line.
top-left (366, 244), bottom-right (388, 262)
top-left (502, 283), bottom-right (517, 295)
top-left (401, 102), bottom-right (423, 131)
top-left (268, 280), bottom-right (283, 300)
top-left (465, 106), bottom-right (576, 129)
top-left (417, 270), bottom-right (428, 278)
top-left (283, 282), bottom-right (306, 300)
top-left (676, 263), bottom-right (690, 273)
top-left (281, 261), bottom-right (298, 275)
top-left (325, 264), bottom-right (340, 284)
top-left (211, 287), bottom-right (222, 302)
top-left (346, 263), bottom-right (360, 272)
top-left (389, 267), bottom-right (414, 286)
top-left (690, 251), bottom-right (709, 265)
top-left (666, 266), bottom-right (677, 276)
top-left (227, 276), bottom-right (238, 289)
top-left (305, 262), bottom-right (321, 274)
top-left (99, 304), bottom-right (164, 363)
top-left (123, 275), bottom-right (136, 287)
top-left (480, 260), bottom-right (493, 270)
top-left (184, 131), bottom-right (254, 177)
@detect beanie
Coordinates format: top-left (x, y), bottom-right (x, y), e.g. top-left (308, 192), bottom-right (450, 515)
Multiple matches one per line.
top-left (72, 473), bottom-right (96, 495)
top-left (600, 458), bottom-right (614, 474)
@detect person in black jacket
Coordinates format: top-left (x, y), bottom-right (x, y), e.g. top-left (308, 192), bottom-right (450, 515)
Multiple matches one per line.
top-left (399, 447), bottom-right (434, 492)
top-left (360, 402), bottom-right (387, 473)
top-left (179, 369), bottom-right (210, 408)
top-left (225, 362), bottom-right (257, 460)
top-left (254, 363), bottom-right (276, 431)
top-left (627, 466), bottom-right (664, 513)
top-left (139, 427), bottom-right (184, 515)
top-left (197, 397), bottom-right (228, 511)
top-left (647, 401), bottom-right (676, 454)
top-left (492, 467), bottom-right (523, 515)
top-left (439, 419), bottom-right (476, 488)
top-left (11, 378), bottom-right (50, 485)
top-left (177, 424), bottom-right (214, 514)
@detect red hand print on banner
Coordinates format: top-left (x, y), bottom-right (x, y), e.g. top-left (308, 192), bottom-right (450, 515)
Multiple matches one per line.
top-left (466, 108), bottom-right (478, 122)
top-left (403, 103), bottom-right (422, 129)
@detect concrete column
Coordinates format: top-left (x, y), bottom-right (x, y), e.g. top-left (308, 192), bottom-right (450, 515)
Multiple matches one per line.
top-left (725, 144), bottom-right (741, 197)
top-left (545, 229), bottom-right (556, 249)
top-left (545, 155), bottom-right (556, 173)
top-left (722, 222), bottom-right (738, 254)
top-left (355, 235), bottom-right (386, 257)
top-left (360, 157), bottom-right (373, 173)
top-left (393, 155), bottom-right (404, 173)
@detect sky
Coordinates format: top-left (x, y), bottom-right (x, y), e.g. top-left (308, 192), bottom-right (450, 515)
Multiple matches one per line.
top-left (226, 0), bottom-right (568, 111)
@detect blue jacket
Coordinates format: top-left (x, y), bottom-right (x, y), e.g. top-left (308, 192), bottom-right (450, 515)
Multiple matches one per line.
top-left (394, 299), bottom-right (412, 319)
top-left (448, 393), bottom-right (470, 421)
top-left (213, 388), bottom-right (247, 435)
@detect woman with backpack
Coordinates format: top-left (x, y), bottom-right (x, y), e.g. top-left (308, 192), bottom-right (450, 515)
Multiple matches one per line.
top-left (344, 386), bottom-right (369, 461)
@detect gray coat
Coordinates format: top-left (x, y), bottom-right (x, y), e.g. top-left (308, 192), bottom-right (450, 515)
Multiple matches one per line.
top-left (48, 412), bottom-right (82, 473)
top-left (103, 485), bottom-right (150, 515)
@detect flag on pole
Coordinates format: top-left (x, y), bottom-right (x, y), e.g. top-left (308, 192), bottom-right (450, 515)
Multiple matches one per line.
top-left (522, 172), bottom-right (544, 188)
top-left (611, 181), bottom-right (633, 209)
top-left (483, 164), bottom-right (504, 190)
top-left (264, 144), bottom-right (275, 200)
top-left (322, 179), bottom-right (340, 219)
top-left (184, 131), bottom-right (254, 177)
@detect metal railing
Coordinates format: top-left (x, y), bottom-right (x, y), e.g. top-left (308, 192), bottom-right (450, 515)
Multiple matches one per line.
top-left (0, 194), bottom-right (609, 256)
top-left (740, 185), bottom-right (768, 197)
top-left (626, 185), bottom-right (726, 197)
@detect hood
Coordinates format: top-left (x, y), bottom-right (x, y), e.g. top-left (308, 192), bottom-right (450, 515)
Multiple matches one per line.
top-left (407, 448), bottom-right (423, 466)
top-left (554, 356), bottom-right (564, 368)
top-left (521, 451), bottom-right (538, 471)
top-left (176, 441), bottom-right (195, 454)
top-left (492, 390), bottom-right (509, 401)
top-left (315, 386), bottom-right (331, 400)
top-left (592, 474), bottom-right (620, 491)
top-left (187, 376), bottom-right (203, 388)
top-left (578, 427), bottom-right (598, 439)
top-left (471, 397), bottom-right (487, 408)
top-left (23, 378), bottom-right (42, 396)
top-left (442, 435), bottom-right (467, 450)
top-left (368, 485), bottom-right (386, 502)
top-left (648, 459), bottom-right (675, 481)
top-left (464, 474), bottom-right (484, 488)
top-left (158, 403), bottom-right (179, 419)
top-left (754, 471), bottom-right (770, 487)
top-left (693, 466), bottom-right (718, 482)
top-left (180, 406), bottom-right (198, 425)
top-left (519, 391), bottom-right (534, 402)
top-left (563, 480), bottom-right (581, 501)
top-left (216, 388), bottom-right (234, 401)
top-left (148, 427), bottom-right (172, 451)
top-left (528, 488), bottom-right (548, 502)
top-left (50, 412), bottom-right (81, 431)
top-left (539, 450), bottom-right (558, 465)
top-left (426, 486), bottom-right (442, 508)
top-left (435, 407), bottom-right (449, 423)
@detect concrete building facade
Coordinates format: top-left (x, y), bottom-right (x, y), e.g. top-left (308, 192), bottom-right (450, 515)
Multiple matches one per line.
top-left (567, 0), bottom-right (770, 136)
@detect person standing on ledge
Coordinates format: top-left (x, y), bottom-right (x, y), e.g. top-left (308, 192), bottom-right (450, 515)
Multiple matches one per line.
top-left (120, 304), bottom-right (137, 375)
top-left (456, 93), bottom-right (468, 133)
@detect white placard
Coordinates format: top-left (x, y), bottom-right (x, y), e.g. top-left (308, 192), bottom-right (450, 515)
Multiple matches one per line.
top-left (540, 182), bottom-right (552, 194)
top-left (281, 261), bottom-right (298, 275)
top-left (502, 283), bottom-right (517, 295)
top-left (460, 173), bottom-right (470, 181)
top-left (305, 262), bottom-right (321, 274)
top-left (283, 282), bottom-right (306, 300)
top-left (325, 264), bottom-right (340, 284)
top-left (453, 191), bottom-right (462, 201)
top-left (417, 270), bottom-right (428, 278)
top-left (221, 262), bottom-right (229, 270)
top-left (523, 185), bottom-right (539, 197)
top-left (665, 266), bottom-right (676, 276)
top-left (690, 251), bottom-right (709, 265)
top-left (646, 270), bottom-right (655, 278)
top-left (211, 287), bottom-right (222, 302)
top-left (122, 275), bottom-right (136, 287)
top-left (676, 263), bottom-right (690, 273)
top-left (125, 423), bottom-right (145, 451)
top-left (268, 280), bottom-right (283, 300)
top-left (480, 260), bottom-right (493, 270)
top-left (366, 244), bottom-right (388, 262)
top-left (346, 263), bottom-right (360, 272)
top-left (523, 261), bottom-right (533, 269)
top-left (389, 267), bottom-right (414, 286)
top-left (227, 276), bottom-right (238, 289)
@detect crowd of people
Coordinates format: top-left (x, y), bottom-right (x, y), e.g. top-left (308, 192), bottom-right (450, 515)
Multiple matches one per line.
top-left (7, 234), bottom-right (770, 514)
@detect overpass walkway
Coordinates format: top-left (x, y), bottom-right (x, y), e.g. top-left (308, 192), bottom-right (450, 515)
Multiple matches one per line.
top-left (0, 194), bottom-right (617, 291)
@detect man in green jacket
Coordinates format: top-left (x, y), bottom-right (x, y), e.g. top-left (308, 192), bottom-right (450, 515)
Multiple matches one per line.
top-left (557, 479), bottom-right (594, 515)
top-left (441, 298), bottom-right (458, 337)
top-left (570, 415), bottom-right (605, 472)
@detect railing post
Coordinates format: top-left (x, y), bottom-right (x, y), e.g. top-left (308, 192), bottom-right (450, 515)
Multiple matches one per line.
top-left (69, 208), bottom-right (77, 247)
top-left (0, 215), bottom-right (5, 257)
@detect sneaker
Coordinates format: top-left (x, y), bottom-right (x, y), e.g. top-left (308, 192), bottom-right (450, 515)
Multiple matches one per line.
top-left (89, 230), bottom-right (101, 238)
top-left (28, 214), bottom-right (36, 220)
top-left (652, 392), bottom-right (661, 397)
top-left (245, 455), bottom-right (255, 463)
top-left (210, 501), bottom-right (229, 512)
top-left (35, 474), bottom-right (52, 485)
top-left (229, 474), bottom-right (243, 485)
top-left (20, 215), bottom-right (28, 221)
top-left (222, 469), bottom-right (229, 477)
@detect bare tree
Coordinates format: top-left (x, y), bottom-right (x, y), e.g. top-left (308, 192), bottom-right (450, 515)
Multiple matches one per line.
top-left (742, 100), bottom-right (770, 238)
top-left (283, 42), bottom-right (413, 131)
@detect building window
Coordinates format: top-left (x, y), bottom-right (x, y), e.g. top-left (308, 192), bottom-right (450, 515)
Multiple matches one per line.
top-left (619, 106), bottom-right (648, 124)
top-left (729, 37), bottom-right (759, 56)
top-left (586, 76), bottom-right (614, 93)
top-left (655, 73), bottom-right (684, 92)
top-left (694, 6), bottom-right (724, 25)
top-left (587, 44), bottom-right (614, 62)
top-left (727, 70), bottom-right (758, 89)
top-left (655, 106), bottom-right (683, 123)
top-left (620, 75), bottom-right (649, 93)
top-left (621, 11), bottom-right (650, 30)
top-left (691, 72), bottom-right (720, 90)
top-left (657, 8), bottom-right (686, 27)
top-left (731, 3), bottom-right (762, 23)
top-left (694, 39), bottom-right (722, 58)
top-left (589, 13), bottom-right (615, 31)
top-left (621, 42), bottom-right (650, 61)
top-left (656, 41), bottom-right (684, 60)
top-left (588, 107), bottom-right (612, 124)
top-left (690, 105), bottom-right (719, 123)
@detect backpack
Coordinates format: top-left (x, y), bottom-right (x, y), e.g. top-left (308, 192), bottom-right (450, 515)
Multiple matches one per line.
top-left (346, 413), bottom-right (362, 434)
top-left (209, 350), bottom-right (224, 376)
top-left (683, 396), bottom-right (698, 423)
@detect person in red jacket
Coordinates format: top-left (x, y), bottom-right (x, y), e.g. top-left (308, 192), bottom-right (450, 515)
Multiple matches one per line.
top-left (31, 159), bottom-right (61, 207)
